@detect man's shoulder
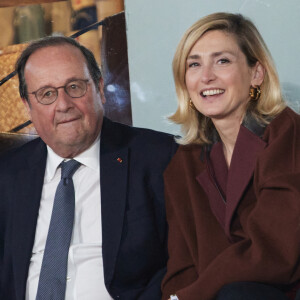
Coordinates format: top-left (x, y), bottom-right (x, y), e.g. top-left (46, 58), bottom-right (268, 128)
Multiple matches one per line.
top-left (130, 124), bottom-right (175, 146)
top-left (164, 143), bottom-right (204, 177)
top-left (104, 117), bottom-right (173, 136)
top-left (102, 117), bottom-right (176, 147)
top-left (101, 118), bottom-right (178, 167)
top-left (0, 137), bottom-right (45, 170)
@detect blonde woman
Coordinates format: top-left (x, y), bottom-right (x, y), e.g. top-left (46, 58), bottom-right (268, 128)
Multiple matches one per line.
top-left (162, 12), bottom-right (300, 300)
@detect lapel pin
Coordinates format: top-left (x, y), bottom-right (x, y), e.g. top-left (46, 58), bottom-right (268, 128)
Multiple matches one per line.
top-left (117, 157), bottom-right (123, 163)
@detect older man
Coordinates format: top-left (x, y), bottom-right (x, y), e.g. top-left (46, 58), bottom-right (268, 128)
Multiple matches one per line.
top-left (0, 36), bottom-right (177, 300)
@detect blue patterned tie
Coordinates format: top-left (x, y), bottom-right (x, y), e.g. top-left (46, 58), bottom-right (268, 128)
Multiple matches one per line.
top-left (36, 159), bottom-right (81, 300)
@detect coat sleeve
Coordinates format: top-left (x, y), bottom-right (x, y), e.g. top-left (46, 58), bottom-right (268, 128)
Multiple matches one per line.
top-left (137, 267), bottom-right (167, 300)
top-left (174, 171), bottom-right (300, 300)
top-left (137, 136), bottom-right (179, 300)
top-left (161, 176), bottom-right (198, 300)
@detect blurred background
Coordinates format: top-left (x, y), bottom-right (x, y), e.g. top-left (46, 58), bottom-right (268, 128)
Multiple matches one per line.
top-left (125, 0), bottom-right (300, 135)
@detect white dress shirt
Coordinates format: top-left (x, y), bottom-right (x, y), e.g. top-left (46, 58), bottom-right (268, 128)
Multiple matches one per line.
top-left (26, 137), bottom-right (113, 300)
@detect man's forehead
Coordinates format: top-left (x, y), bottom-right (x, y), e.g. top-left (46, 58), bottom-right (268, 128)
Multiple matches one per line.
top-left (24, 44), bottom-right (90, 87)
top-left (26, 44), bottom-right (85, 67)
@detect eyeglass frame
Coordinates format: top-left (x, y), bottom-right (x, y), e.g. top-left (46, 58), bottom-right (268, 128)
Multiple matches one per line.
top-left (27, 79), bottom-right (90, 105)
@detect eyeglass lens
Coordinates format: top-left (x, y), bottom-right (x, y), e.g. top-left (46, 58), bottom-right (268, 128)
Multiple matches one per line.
top-left (35, 80), bottom-right (88, 104)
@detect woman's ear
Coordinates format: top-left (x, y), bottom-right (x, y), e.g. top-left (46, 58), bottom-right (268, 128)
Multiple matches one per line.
top-left (251, 61), bottom-right (265, 86)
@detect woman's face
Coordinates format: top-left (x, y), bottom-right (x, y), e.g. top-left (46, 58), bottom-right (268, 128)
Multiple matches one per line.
top-left (185, 30), bottom-right (262, 124)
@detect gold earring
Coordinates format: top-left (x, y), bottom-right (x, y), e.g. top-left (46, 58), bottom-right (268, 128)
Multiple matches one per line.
top-left (189, 99), bottom-right (196, 110)
top-left (249, 85), bottom-right (261, 101)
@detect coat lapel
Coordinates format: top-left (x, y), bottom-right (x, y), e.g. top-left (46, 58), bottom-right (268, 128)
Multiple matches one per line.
top-left (225, 125), bottom-right (266, 238)
top-left (11, 140), bottom-right (47, 300)
top-left (100, 118), bottom-right (129, 287)
top-left (196, 117), bottom-right (268, 240)
top-left (197, 143), bottom-right (228, 229)
top-left (197, 169), bottom-right (226, 229)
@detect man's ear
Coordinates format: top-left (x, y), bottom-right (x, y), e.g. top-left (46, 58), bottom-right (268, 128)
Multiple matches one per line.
top-left (21, 98), bottom-right (32, 120)
top-left (251, 61), bottom-right (265, 86)
top-left (99, 78), bottom-right (106, 104)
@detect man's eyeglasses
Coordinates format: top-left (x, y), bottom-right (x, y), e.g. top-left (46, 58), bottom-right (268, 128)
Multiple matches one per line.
top-left (28, 79), bottom-right (89, 105)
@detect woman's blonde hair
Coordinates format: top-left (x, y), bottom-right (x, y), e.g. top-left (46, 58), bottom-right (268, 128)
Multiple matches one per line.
top-left (171, 12), bottom-right (286, 145)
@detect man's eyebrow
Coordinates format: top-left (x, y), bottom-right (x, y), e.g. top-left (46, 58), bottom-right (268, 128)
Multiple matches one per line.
top-left (38, 77), bottom-right (85, 89)
top-left (64, 77), bottom-right (85, 84)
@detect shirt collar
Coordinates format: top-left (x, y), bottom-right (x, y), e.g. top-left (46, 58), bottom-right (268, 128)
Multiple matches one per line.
top-left (45, 135), bottom-right (100, 181)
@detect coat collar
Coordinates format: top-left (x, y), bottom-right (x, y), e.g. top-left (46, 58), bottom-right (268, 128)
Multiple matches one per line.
top-left (197, 114), bottom-right (267, 240)
top-left (206, 112), bottom-right (267, 145)
top-left (224, 125), bottom-right (266, 238)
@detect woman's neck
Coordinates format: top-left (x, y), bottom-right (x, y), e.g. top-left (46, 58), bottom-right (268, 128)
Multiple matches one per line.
top-left (212, 116), bottom-right (243, 167)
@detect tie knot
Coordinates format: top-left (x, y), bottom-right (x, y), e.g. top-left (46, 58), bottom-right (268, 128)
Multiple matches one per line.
top-left (60, 159), bottom-right (81, 179)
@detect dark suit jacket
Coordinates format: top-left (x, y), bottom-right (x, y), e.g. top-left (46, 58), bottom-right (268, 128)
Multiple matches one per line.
top-left (0, 117), bottom-right (177, 300)
top-left (162, 107), bottom-right (300, 300)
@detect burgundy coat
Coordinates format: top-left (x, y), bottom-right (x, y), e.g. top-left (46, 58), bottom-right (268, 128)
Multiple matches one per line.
top-left (162, 107), bottom-right (300, 300)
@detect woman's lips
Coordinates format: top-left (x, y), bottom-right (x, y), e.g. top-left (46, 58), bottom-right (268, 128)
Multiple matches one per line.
top-left (200, 88), bottom-right (225, 97)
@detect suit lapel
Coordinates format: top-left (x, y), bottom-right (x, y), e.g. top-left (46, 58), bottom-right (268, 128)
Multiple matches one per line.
top-left (225, 126), bottom-right (266, 237)
top-left (100, 118), bottom-right (129, 287)
top-left (11, 140), bottom-right (47, 300)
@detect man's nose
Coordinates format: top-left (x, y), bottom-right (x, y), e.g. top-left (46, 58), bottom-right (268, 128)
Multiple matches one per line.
top-left (55, 88), bottom-right (74, 111)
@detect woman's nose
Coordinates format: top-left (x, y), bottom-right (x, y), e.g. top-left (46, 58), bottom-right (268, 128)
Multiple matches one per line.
top-left (201, 64), bottom-right (216, 84)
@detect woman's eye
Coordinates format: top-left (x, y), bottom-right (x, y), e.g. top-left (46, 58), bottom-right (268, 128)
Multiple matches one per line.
top-left (188, 62), bottom-right (199, 68)
top-left (218, 58), bottom-right (230, 64)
